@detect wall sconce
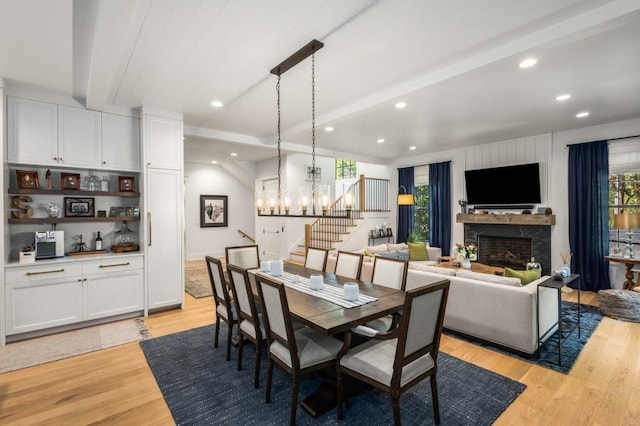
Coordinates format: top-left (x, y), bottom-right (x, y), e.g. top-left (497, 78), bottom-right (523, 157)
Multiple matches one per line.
top-left (397, 185), bottom-right (415, 205)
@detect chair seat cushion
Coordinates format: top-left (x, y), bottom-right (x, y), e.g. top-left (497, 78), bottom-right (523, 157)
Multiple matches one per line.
top-left (216, 303), bottom-right (236, 321)
top-left (340, 338), bottom-right (434, 386)
top-left (270, 327), bottom-right (343, 369)
top-left (240, 314), bottom-right (265, 339)
top-left (365, 315), bottom-right (394, 332)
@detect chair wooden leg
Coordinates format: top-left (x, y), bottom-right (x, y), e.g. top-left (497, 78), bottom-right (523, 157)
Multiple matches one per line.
top-left (290, 377), bottom-right (299, 426)
top-left (336, 369), bottom-right (344, 420)
top-left (226, 322), bottom-right (233, 361)
top-left (254, 341), bottom-right (261, 388)
top-left (430, 374), bottom-right (441, 424)
top-left (237, 334), bottom-right (244, 371)
top-left (391, 394), bottom-right (401, 426)
top-left (214, 316), bottom-right (220, 348)
top-left (265, 358), bottom-right (273, 403)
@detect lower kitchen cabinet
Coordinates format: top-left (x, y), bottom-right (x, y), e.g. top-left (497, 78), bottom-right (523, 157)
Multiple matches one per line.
top-left (4, 254), bottom-right (143, 338)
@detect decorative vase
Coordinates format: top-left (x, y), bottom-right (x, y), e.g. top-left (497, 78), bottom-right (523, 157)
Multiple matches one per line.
top-left (526, 257), bottom-right (541, 271)
top-left (559, 264), bottom-right (571, 278)
top-left (462, 258), bottom-right (472, 269)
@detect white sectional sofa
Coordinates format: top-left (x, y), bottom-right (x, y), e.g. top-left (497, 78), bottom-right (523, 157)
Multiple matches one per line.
top-left (325, 243), bottom-right (558, 356)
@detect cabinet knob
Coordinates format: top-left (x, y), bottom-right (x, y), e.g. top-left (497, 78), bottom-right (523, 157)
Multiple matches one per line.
top-left (59, 157), bottom-right (63, 162)
top-left (103, 161), bottom-right (107, 164)
top-left (53, 157), bottom-right (58, 161)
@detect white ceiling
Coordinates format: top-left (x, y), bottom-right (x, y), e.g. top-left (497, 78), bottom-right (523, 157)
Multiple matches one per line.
top-left (1, 0), bottom-right (640, 166)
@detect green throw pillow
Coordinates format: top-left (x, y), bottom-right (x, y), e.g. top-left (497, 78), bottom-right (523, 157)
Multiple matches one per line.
top-left (504, 267), bottom-right (541, 285)
top-left (408, 242), bottom-right (428, 261)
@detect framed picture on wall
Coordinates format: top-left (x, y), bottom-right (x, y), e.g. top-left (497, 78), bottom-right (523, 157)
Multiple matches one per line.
top-left (200, 195), bottom-right (228, 228)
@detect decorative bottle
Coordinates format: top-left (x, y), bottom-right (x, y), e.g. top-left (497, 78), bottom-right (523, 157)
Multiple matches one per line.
top-left (87, 171), bottom-right (99, 191)
top-left (112, 221), bottom-right (138, 252)
top-left (95, 232), bottom-right (103, 250)
top-left (526, 257), bottom-right (541, 271)
top-left (100, 176), bottom-right (110, 192)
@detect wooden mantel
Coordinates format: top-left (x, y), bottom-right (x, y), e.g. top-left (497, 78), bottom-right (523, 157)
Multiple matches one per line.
top-left (456, 213), bottom-right (556, 226)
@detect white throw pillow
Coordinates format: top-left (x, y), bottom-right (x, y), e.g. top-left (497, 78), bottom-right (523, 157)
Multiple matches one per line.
top-left (455, 269), bottom-right (521, 287)
top-left (387, 243), bottom-right (408, 251)
top-left (367, 244), bottom-right (390, 254)
top-left (409, 262), bottom-right (456, 276)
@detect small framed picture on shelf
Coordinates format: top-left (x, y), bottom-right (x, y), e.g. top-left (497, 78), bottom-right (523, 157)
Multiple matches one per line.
top-left (386, 228), bottom-right (393, 237)
top-left (97, 210), bottom-right (107, 217)
top-left (16, 170), bottom-right (39, 189)
top-left (64, 197), bottom-right (95, 217)
top-left (118, 176), bottom-right (135, 192)
top-left (370, 229), bottom-right (378, 238)
top-left (61, 173), bottom-right (81, 190)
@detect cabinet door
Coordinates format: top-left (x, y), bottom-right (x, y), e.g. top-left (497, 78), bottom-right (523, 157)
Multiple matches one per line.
top-left (84, 270), bottom-right (144, 320)
top-left (146, 168), bottom-right (184, 310)
top-left (7, 97), bottom-right (58, 165)
top-left (5, 278), bottom-right (83, 335)
top-left (58, 105), bottom-right (102, 168)
top-left (102, 113), bottom-right (141, 172)
top-left (143, 115), bottom-right (183, 170)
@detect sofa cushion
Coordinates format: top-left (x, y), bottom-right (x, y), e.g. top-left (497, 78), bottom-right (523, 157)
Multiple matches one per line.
top-left (387, 243), bottom-right (408, 251)
top-left (455, 269), bottom-right (522, 287)
top-left (408, 242), bottom-right (428, 261)
top-left (409, 262), bottom-right (456, 276)
top-left (378, 249), bottom-right (409, 261)
top-left (367, 244), bottom-right (391, 254)
top-left (504, 267), bottom-right (542, 285)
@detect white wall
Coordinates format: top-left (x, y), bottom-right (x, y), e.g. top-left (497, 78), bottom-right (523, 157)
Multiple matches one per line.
top-left (184, 162), bottom-right (255, 260)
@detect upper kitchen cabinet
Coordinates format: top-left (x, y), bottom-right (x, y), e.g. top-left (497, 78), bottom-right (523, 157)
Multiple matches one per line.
top-left (143, 114), bottom-right (183, 170)
top-left (58, 105), bottom-right (102, 168)
top-left (102, 113), bottom-right (141, 172)
top-left (7, 97), bottom-right (58, 166)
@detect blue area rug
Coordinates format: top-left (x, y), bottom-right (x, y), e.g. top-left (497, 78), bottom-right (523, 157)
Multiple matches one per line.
top-left (141, 324), bottom-right (526, 425)
top-left (446, 301), bottom-right (603, 374)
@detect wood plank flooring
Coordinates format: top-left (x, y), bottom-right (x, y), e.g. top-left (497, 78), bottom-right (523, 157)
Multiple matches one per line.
top-left (1, 275), bottom-right (638, 425)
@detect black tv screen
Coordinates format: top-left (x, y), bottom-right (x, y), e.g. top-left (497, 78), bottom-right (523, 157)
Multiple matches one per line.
top-left (464, 163), bottom-right (541, 205)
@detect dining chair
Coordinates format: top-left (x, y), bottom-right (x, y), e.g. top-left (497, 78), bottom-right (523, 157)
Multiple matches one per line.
top-left (365, 256), bottom-right (409, 332)
top-left (337, 280), bottom-right (450, 426)
top-left (334, 251), bottom-right (364, 280)
top-left (227, 263), bottom-right (265, 388)
top-left (255, 274), bottom-right (344, 426)
top-left (205, 256), bottom-right (238, 361)
top-left (304, 246), bottom-right (329, 271)
top-left (225, 245), bottom-right (260, 270)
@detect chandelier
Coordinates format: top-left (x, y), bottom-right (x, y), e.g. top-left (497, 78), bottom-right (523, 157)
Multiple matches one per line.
top-left (256, 40), bottom-right (326, 216)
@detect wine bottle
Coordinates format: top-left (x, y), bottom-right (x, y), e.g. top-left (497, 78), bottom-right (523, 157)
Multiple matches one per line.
top-left (95, 232), bottom-right (103, 251)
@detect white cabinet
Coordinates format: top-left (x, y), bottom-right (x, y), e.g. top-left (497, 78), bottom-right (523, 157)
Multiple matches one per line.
top-left (4, 255), bottom-right (144, 337)
top-left (145, 168), bottom-right (184, 310)
top-left (58, 105), bottom-right (102, 168)
top-left (7, 97), bottom-right (58, 166)
top-left (102, 113), bottom-right (141, 172)
top-left (143, 115), bottom-right (183, 170)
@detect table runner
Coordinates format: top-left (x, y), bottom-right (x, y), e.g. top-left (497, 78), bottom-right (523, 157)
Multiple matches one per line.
top-left (253, 270), bottom-right (377, 308)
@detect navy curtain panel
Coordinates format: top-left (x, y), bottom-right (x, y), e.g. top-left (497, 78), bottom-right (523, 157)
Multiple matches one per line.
top-left (429, 161), bottom-right (452, 256)
top-left (568, 140), bottom-right (611, 291)
top-left (397, 167), bottom-right (414, 243)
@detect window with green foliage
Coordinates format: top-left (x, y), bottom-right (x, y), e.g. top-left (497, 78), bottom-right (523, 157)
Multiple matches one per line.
top-left (413, 184), bottom-right (430, 242)
top-left (609, 171), bottom-right (640, 252)
top-left (336, 159), bottom-right (357, 179)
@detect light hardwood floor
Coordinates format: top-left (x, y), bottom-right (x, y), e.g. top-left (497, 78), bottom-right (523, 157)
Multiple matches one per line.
top-left (1, 273), bottom-right (638, 425)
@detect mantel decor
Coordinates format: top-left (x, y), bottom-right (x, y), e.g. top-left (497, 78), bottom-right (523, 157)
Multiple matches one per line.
top-left (200, 195), bottom-right (228, 228)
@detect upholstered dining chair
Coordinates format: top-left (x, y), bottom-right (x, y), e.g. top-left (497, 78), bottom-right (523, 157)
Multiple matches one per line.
top-left (225, 245), bottom-right (260, 270)
top-left (255, 274), bottom-right (344, 426)
top-left (304, 246), bottom-right (329, 271)
top-left (227, 263), bottom-right (265, 388)
top-left (205, 256), bottom-right (238, 361)
top-left (334, 251), bottom-right (364, 280)
top-left (337, 280), bottom-right (450, 426)
top-left (365, 256), bottom-right (410, 332)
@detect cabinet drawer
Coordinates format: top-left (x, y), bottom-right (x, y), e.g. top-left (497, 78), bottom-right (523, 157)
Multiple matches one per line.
top-left (82, 256), bottom-right (143, 275)
top-left (5, 263), bottom-right (83, 284)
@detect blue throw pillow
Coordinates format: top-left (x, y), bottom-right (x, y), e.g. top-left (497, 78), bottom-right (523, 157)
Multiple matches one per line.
top-left (378, 250), bottom-right (409, 261)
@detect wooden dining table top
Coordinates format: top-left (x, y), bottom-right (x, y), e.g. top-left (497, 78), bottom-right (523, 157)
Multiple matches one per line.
top-left (249, 263), bottom-right (406, 336)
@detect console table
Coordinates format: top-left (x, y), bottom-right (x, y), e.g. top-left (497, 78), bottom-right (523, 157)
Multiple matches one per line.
top-left (537, 274), bottom-right (581, 366)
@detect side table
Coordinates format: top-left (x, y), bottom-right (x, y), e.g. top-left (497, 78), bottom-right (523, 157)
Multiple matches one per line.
top-left (536, 274), bottom-right (581, 366)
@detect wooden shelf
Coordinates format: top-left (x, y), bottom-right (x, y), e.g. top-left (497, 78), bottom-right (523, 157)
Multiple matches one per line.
top-left (9, 216), bottom-right (140, 225)
top-left (8, 188), bottom-right (140, 197)
top-left (456, 213), bottom-right (556, 226)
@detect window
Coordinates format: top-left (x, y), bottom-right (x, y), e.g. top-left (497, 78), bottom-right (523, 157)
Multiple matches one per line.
top-left (413, 184), bottom-right (430, 242)
top-left (609, 171), bottom-right (640, 253)
top-left (335, 159), bottom-right (357, 180)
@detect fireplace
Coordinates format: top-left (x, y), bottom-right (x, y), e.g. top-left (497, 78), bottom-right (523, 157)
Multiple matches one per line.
top-left (478, 235), bottom-right (532, 270)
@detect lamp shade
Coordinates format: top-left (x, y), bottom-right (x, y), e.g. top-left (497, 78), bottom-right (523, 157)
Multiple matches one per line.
top-left (397, 194), bottom-right (415, 205)
top-left (614, 213), bottom-right (640, 229)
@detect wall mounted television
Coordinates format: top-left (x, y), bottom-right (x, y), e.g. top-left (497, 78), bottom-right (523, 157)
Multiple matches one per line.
top-left (464, 163), bottom-right (541, 206)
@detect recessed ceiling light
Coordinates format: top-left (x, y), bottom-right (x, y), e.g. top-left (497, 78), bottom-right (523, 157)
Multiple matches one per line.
top-left (556, 94), bottom-right (571, 101)
top-left (325, 126), bottom-right (334, 132)
top-left (377, 138), bottom-right (385, 143)
top-left (519, 58), bottom-right (537, 68)
top-left (395, 102), bottom-right (407, 109)
top-left (211, 160), bottom-right (218, 164)
top-left (210, 100), bottom-right (224, 108)
top-left (230, 152), bottom-right (238, 157)
top-left (409, 146), bottom-right (416, 150)
top-left (576, 111), bottom-right (590, 118)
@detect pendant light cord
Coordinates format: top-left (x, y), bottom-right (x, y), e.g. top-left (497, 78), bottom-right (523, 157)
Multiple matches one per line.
top-left (277, 74), bottom-right (282, 214)
top-left (311, 53), bottom-right (316, 215)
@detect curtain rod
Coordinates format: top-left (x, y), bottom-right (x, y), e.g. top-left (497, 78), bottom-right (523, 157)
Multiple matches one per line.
top-left (565, 134), bottom-right (640, 147)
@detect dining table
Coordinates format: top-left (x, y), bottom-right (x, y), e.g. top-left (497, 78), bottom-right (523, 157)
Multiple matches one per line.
top-left (248, 262), bottom-right (407, 417)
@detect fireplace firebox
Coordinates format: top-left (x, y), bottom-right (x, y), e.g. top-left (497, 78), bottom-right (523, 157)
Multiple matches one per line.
top-left (478, 235), bottom-right (532, 270)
